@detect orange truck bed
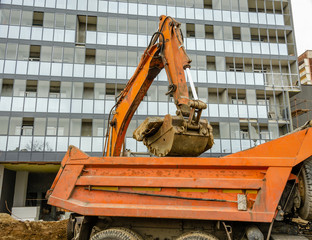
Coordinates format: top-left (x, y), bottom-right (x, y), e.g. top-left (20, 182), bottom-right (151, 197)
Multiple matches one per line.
top-left (47, 127), bottom-right (312, 223)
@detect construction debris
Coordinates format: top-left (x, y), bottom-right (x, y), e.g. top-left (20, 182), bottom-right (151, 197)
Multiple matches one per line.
top-left (0, 213), bottom-right (67, 240)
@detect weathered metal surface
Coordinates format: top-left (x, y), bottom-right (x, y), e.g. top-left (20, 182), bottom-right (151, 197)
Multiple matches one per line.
top-left (47, 128), bottom-right (312, 223)
top-left (133, 114), bottom-right (214, 157)
top-left (271, 235), bottom-right (308, 240)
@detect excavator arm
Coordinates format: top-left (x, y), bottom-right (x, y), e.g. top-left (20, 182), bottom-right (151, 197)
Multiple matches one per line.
top-left (106, 16), bottom-right (213, 157)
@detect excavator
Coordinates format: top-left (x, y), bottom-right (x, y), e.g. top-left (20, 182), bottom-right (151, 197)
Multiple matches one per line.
top-left (47, 16), bottom-right (312, 240)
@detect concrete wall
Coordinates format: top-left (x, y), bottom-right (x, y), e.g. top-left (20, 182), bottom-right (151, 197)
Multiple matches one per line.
top-left (0, 167), bottom-right (16, 213)
top-left (13, 171), bottom-right (28, 207)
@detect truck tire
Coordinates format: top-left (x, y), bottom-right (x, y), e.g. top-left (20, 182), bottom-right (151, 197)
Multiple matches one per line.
top-left (298, 158), bottom-right (312, 220)
top-left (66, 214), bottom-right (76, 240)
top-left (66, 219), bottom-right (74, 240)
top-left (90, 227), bottom-right (143, 240)
top-left (176, 231), bottom-right (219, 240)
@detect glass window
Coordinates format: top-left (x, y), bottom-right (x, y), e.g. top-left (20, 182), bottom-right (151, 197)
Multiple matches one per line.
top-left (44, 13), bottom-right (54, 28)
top-left (10, 10), bottom-right (21, 25)
top-left (49, 81), bottom-right (60, 97)
top-left (70, 119), bottom-right (81, 136)
top-left (195, 0), bottom-right (203, 8)
top-left (94, 83), bottom-right (105, 99)
top-left (97, 17), bottom-right (107, 32)
top-left (25, 80), bottom-right (37, 97)
top-left (107, 50), bottom-right (116, 65)
top-left (93, 119), bottom-right (104, 136)
top-left (87, 16), bottom-right (97, 31)
top-left (61, 82), bottom-right (72, 98)
top-left (117, 50), bottom-right (127, 66)
top-left (158, 86), bottom-right (168, 102)
top-left (63, 47), bottom-right (74, 63)
top-left (21, 11), bottom-right (32, 26)
top-left (47, 118), bottom-right (57, 135)
top-left (230, 122), bottom-right (240, 139)
top-left (147, 21), bottom-right (157, 35)
top-left (128, 19), bottom-right (138, 34)
top-left (128, 51), bottom-right (137, 67)
top-left (41, 46), bottom-right (52, 62)
top-left (96, 49), bottom-right (106, 64)
top-left (214, 26), bottom-right (222, 40)
top-left (55, 13), bottom-right (65, 28)
top-left (186, 23), bottom-right (195, 38)
top-left (52, 46), bottom-right (63, 62)
top-left (220, 122), bottom-right (230, 138)
top-left (195, 24), bottom-right (205, 38)
top-left (108, 17), bottom-right (117, 32)
top-left (34, 118), bottom-right (46, 136)
top-left (147, 85), bottom-right (157, 101)
top-left (33, 11), bottom-right (44, 26)
top-left (241, 27), bottom-right (251, 41)
top-left (17, 45), bottom-right (30, 61)
top-left (0, 44), bottom-right (4, 60)
top-left (6, 43), bottom-right (17, 60)
top-left (75, 47), bottom-right (85, 64)
top-left (58, 119), bottom-right (69, 136)
top-left (38, 81), bottom-right (49, 97)
top-left (223, 26), bottom-right (232, 40)
top-left (197, 55), bottom-right (206, 70)
top-left (138, 20), bottom-right (147, 34)
top-left (9, 117), bottom-right (22, 135)
top-left (0, 117), bottom-right (9, 135)
top-left (246, 89), bottom-right (256, 104)
top-left (1, 79), bottom-right (13, 96)
top-left (1, 9), bottom-right (10, 25)
top-left (66, 14), bottom-right (76, 30)
top-left (13, 80), bottom-right (26, 97)
top-left (118, 19), bottom-right (127, 33)
top-left (29, 45), bottom-right (41, 61)
top-left (73, 82), bottom-right (83, 98)
top-left (81, 119), bottom-right (92, 136)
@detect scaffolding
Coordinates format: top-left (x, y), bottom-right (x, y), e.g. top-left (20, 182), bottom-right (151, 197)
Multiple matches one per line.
top-left (291, 98), bottom-right (312, 128)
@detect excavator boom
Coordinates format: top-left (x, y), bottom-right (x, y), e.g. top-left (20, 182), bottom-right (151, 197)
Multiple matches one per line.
top-left (106, 16), bottom-right (213, 157)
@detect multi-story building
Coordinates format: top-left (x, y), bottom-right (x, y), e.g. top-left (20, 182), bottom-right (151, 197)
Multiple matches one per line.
top-left (298, 50), bottom-right (312, 85)
top-left (0, 0), bottom-right (300, 218)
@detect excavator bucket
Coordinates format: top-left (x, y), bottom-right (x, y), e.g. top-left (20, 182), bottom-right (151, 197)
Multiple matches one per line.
top-left (133, 114), bottom-right (214, 157)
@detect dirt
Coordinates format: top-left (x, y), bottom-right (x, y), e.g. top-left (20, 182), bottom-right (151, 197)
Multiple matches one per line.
top-left (0, 213), bottom-right (67, 240)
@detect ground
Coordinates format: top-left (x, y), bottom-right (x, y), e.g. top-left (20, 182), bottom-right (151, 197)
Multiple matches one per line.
top-left (0, 213), bottom-right (67, 240)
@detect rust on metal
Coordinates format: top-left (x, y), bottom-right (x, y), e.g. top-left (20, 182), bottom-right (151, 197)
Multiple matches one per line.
top-left (48, 128), bottom-right (312, 222)
top-left (133, 114), bottom-right (214, 157)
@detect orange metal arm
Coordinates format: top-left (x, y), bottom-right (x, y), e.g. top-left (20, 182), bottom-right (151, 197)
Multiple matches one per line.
top-left (105, 44), bottom-right (163, 156)
top-left (158, 16), bottom-right (192, 115)
top-left (106, 16), bottom-right (194, 157)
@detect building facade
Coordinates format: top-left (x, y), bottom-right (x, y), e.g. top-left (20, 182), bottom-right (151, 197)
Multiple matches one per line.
top-left (0, 0), bottom-right (300, 217)
top-left (298, 50), bottom-right (312, 85)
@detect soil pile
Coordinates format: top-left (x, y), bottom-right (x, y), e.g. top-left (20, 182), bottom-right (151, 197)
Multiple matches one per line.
top-left (0, 213), bottom-right (67, 240)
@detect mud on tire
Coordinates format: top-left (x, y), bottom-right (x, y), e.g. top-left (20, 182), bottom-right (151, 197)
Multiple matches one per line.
top-left (176, 231), bottom-right (219, 240)
top-left (90, 227), bottom-right (143, 240)
top-left (298, 158), bottom-right (312, 220)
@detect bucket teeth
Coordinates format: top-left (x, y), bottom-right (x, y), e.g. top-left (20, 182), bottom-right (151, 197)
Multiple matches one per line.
top-left (133, 114), bottom-right (214, 157)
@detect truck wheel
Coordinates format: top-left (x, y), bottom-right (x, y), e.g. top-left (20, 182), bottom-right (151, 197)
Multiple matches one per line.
top-left (176, 231), bottom-right (219, 240)
top-left (90, 227), bottom-right (143, 240)
top-left (66, 219), bottom-right (74, 240)
top-left (66, 214), bottom-right (75, 240)
top-left (298, 158), bottom-right (312, 220)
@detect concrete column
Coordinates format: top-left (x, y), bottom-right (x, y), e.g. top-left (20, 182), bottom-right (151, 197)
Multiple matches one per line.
top-left (0, 165), bottom-right (4, 202)
top-left (13, 171), bottom-right (29, 207)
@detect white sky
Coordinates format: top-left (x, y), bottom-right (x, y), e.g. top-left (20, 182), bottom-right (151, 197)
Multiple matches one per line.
top-left (291, 0), bottom-right (312, 56)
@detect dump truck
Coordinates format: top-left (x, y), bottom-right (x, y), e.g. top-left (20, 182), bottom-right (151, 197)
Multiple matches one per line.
top-left (47, 16), bottom-right (312, 240)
